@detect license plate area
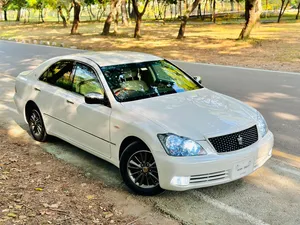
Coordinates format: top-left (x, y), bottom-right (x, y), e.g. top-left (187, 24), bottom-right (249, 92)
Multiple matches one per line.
top-left (232, 158), bottom-right (254, 179)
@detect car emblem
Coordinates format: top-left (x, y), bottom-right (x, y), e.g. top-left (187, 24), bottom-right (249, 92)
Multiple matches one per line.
top-left (237, 135), bottom-right (243, 145)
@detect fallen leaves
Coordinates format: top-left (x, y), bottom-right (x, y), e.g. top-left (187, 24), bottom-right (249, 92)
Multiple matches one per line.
top-left (0, 129), bottom-right (152, 225)
top-left (86, 195), bottom-right (95, 200)
top-left (35, 187), bottom-right (43, 191)
top-left (7, 212), bottom-right (17, 218)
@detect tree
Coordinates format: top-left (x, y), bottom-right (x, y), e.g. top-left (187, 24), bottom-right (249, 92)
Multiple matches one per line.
top-left (132, 0), bottom-right (150, 38)
top-left (230, 0), bottom-right (234, 10)
top-left (0, 0), bottom-right (12, 21)
top-left (57, 0), bottom-right (73, 23)
top-left (11, 0), bottom-right (26, 21)
top-left (58, 5), bottom-right (67, 26)
top-left (121, 0), bottom-right (128, 25)
top-left (296, 1), bottom-right (300, 19)
top-left (277, 0), bottom-right (290, 23)
top-left (238, 0), bottom-right (262, 40)
top-left (71, 0), bottom-right (81, 34)
top-left (154, 0), bottom-right (176, 23)
top-left (84, 0), bottom-right (95, 20)
top-left (211, 0), bottom-right (215, 23)
top-left (96, 0), bottom-right (108, 20)
top-left (102, 0), bottom-right (120, 35)
top-left (177, 0), bottom-right (201, 39)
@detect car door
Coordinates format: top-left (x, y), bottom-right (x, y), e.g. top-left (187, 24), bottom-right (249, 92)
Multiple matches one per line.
top-left (61, 61), bottom-right (112, 159)
top-left (33, 60), bottom-right (77, 137)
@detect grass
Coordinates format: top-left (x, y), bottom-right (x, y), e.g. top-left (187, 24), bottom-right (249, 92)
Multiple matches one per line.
top-left (1, 13), bottom-right (300, 72)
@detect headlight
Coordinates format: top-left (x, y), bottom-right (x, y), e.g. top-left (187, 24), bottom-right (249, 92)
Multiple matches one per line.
top-left (158, 134), bottom-right (207, 156)
top-left (257, 112), bottom-right (268, 138)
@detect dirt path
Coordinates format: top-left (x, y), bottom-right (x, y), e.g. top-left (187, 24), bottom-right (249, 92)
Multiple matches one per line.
top-left (0, 127), bottom-right (178, 225)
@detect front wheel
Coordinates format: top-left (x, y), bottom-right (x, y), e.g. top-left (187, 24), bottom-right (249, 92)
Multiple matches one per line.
top-left (120, 142), bottom-right (164, 196)
top-left (28, 108), bottom-right (48, 142)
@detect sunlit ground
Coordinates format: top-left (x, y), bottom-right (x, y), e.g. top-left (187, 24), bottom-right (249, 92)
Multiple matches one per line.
top-left (1, 13), bottom-right (300, 72)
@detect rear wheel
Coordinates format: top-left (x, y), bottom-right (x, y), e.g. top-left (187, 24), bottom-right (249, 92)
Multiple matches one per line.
top-left (120, 141), bottom-right (164, 196)
top-left (28, 108), bottom-right (47, 142)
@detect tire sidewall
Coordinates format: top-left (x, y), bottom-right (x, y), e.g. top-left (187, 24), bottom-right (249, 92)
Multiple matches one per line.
top-left (120, 141), bottom-right (164, 196)
top-left (29, 108), bottom-right (47, 142)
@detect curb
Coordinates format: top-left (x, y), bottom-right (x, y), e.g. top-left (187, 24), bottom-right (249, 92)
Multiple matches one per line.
top-left (0, 36), bottom-right (76, 49)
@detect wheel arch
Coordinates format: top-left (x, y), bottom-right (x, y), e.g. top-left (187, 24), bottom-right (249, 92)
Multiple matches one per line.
top-left (119, 136), bottom-right (149, 160)
top-left (25, 100), bottom-right (40, 123)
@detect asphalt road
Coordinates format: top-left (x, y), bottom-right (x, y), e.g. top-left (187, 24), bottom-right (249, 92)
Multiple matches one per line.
top-left (1, 40), bottom-right (300, 225)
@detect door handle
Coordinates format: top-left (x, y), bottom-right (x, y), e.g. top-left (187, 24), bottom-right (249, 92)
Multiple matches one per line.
top-left (34, 87), bottom-right (41, 92)
top-left (66, 99), bottom-right (74, 104)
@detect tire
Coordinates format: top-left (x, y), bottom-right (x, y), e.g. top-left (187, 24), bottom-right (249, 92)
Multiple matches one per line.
top-left (28, 108), bottom-right (48, 142)
top-left (120, 141), bottom-right (164, 196)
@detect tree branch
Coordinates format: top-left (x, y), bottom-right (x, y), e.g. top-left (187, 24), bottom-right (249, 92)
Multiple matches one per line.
top-left (141, 0), bottom-right (150, 16)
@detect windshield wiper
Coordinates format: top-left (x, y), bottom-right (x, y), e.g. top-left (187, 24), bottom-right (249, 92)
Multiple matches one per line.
top-left (120, 92), bottom-right (159, 102)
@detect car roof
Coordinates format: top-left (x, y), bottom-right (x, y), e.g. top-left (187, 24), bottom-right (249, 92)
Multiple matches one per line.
top-left (69, 51), bottom-right (163, 67)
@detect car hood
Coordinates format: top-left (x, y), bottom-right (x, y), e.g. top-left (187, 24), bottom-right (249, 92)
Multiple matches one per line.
top-left (121, 88), bottom-right (258, 140)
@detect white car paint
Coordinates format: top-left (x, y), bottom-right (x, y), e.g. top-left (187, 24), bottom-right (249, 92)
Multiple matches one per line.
top-left (14, 51), bottom-right (274, 191)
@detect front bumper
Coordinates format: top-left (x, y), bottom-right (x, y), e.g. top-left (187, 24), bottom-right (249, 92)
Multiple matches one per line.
top-left (155, 131), bottom-right (274, 191)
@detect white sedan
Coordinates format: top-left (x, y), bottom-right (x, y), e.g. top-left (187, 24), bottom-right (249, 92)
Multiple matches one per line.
top-left (14, 52), bottom-right (274, 196)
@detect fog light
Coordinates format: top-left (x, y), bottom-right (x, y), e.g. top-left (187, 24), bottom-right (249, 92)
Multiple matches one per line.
top-left (268, 148), bottom-right (273, 156)
top-left (170, 176), bottom-right (190, 186)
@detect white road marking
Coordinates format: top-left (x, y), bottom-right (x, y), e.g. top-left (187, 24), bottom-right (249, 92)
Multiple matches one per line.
top-left (192, 192), bottom-right (270, 225)
top-left (171, 60), bottom-right (300, 76)
top-left (276, 166), bottom-right (300, 177)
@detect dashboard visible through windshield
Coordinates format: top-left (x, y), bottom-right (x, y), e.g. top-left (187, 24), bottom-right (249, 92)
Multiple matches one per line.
top-left (101, 60), bottom-right (202, 102)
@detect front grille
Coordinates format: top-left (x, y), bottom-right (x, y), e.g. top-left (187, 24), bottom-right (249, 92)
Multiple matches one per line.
top-left (209, 125), bottom-right (258, 153)
top-left (190, 170), bottom-right (229, 184)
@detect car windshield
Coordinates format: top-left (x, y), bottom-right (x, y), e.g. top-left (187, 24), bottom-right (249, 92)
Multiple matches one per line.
top-left (101, 60), bottom-right (202, 102)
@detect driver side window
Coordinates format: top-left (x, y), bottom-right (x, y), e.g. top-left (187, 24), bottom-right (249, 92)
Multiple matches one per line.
top-left (72, 63), bottom-right (104, 96)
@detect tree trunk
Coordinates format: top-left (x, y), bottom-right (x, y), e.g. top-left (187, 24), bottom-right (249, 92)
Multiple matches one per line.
top-left (132, 0), bottom-right (149, 38)
top-left (102, 0), bottom-right (120, 35)
top-left (16, 8), bottom-right (21, 21)
top-left (134, 15), bottom-right (142, 38)
top-left (4, 10), bottom-right (7, 21)
top-left (40, 9), bottom-right (44, 23)
top-left (114, 10), bottom-right (119, 33)
top-left (58, 6), bottom-right (67, 27)
top-left (197, 3), bottom-right (201, 18)
top-left (97, 5), bottom-right (105, 20)
top-left (67, 5), bottom-right (73, 21)
top-left (278, 0), bottom-right (290, 23)
top-left (296, 2), bottom-right (300, 19)
top-left (202, 0), bottom-right (207, 20)
top-left (121, 0), bottom-right (129, 26)
top-left (230, 0), bottom-right (235, 11)
top-left (71, 1), bottom-right (81, 35)
top-left (179, 0), bottom-right (182, 17)
top-left (177, 0), bottom-right (201, 39)
top-left (102, 12), bottom-right (113, 35)
top-left (89, 5), bottom-right (95, 18)
top-left (28, 9), bottom-right (30, 22)
top-left (238, 0), bottom-right (262, 40)
top-left (177, 16), bottom-right (188, 39)
top-left (211, 0), bottom-right (216, 23)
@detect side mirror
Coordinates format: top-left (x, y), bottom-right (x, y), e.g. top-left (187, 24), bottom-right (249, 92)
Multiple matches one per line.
top-left (85, 92), bottom-right (106, 105)
top-left (193, 76), bottom-right (202, 84)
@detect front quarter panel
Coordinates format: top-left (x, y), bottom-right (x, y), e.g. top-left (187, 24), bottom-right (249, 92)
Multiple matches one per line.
top-left (109, 105), bottom-right (168, 167)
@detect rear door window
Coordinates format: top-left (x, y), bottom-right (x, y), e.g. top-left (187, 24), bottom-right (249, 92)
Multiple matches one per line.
top-left (39, 60), bottom-right (74, 91)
